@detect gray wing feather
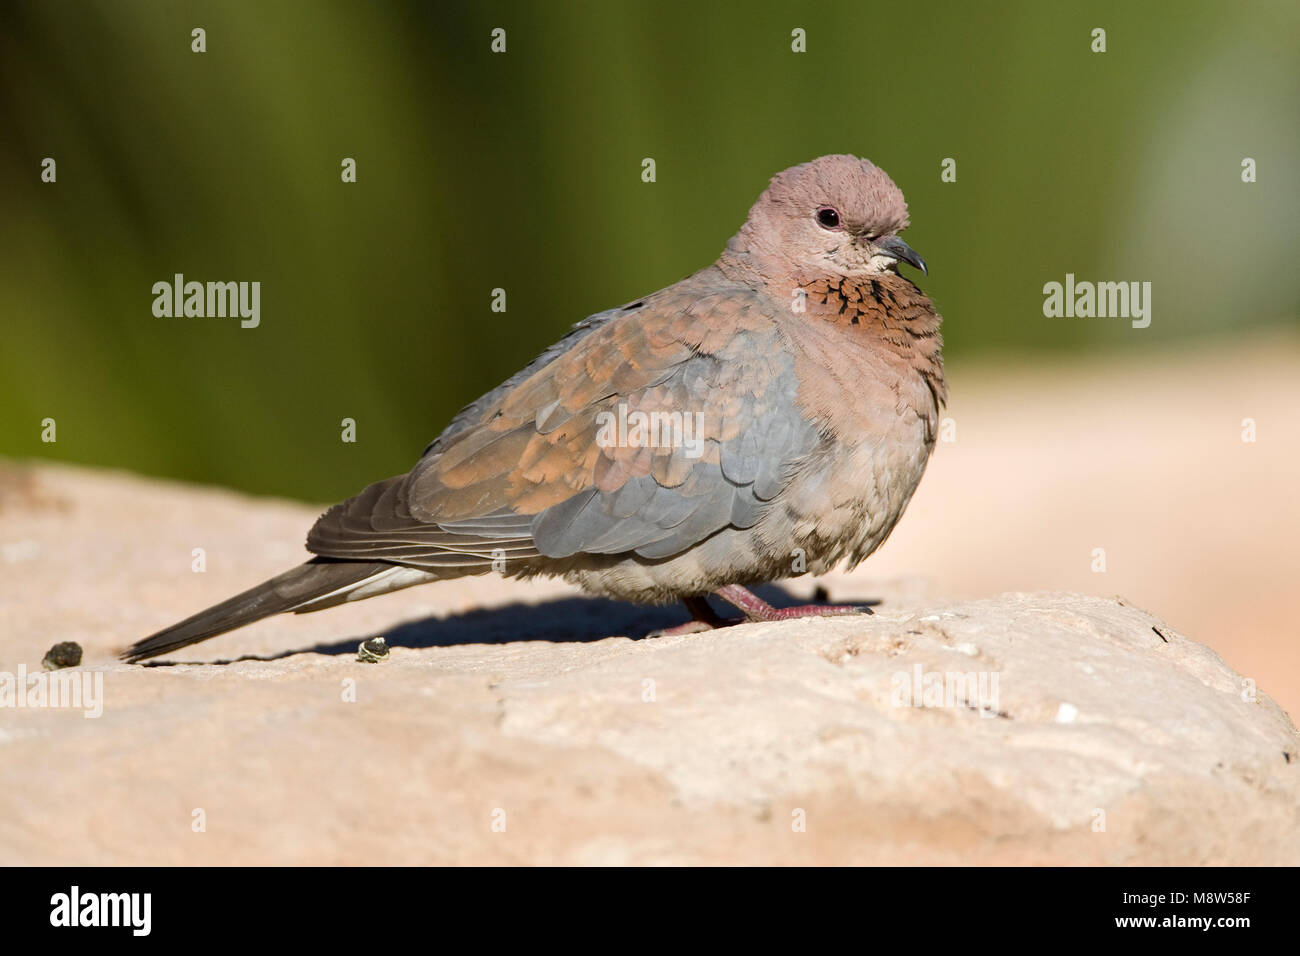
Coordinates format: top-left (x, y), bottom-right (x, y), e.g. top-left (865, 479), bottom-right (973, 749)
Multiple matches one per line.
top-left (530, 349), bottom-right (817, 560)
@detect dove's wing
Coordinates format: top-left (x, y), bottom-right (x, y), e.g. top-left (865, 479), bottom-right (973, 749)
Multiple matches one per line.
top-left (305, 271), bottom-right (821, 568)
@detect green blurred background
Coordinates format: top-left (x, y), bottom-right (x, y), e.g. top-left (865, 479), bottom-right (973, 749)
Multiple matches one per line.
top-left (1, 0), bottom-right (1296, 502)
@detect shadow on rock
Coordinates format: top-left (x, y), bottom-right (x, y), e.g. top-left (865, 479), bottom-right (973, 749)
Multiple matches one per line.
top-left (241, 582), bottom-right (881, 662)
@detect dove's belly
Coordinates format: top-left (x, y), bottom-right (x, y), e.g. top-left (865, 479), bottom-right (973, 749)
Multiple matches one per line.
top-left (555, 391), bottom-right (936, 603)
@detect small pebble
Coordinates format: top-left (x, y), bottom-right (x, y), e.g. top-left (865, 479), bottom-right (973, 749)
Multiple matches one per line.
top-left (43, 641), bottom-right (83, 671)
top-left (1055, 702), bottom-right (1079, 724)
top-left (357, 637), bottom-right (390, 663)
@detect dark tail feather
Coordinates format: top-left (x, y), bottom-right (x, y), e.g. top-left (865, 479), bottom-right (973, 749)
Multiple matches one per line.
top-left (123, 558), bottom-right (393, 662)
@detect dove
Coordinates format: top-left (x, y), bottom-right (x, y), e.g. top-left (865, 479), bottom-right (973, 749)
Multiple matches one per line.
top-left (124, 154), bottom-right (944, 662)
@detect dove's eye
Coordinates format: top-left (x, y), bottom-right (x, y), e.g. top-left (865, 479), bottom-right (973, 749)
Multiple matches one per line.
top-left (815, 207), bottom-right (841, 230)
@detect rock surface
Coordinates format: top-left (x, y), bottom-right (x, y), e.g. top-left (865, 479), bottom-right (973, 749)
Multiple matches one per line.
top-left (1, 464), bottom-right (1297, 865)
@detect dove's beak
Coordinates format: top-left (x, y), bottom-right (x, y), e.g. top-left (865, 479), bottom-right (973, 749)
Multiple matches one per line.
top-left (874, 236), bottom-right (928, 275)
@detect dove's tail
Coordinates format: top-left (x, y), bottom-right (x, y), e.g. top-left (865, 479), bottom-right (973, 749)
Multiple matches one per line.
top-left (123, 558), bottom-right (405, 663)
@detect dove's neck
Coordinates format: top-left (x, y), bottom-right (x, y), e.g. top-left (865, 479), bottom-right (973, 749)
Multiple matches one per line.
top-left (716, 236), bottom-right (800, 293)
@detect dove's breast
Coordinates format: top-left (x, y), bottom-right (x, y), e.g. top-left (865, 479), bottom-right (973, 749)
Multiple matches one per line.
top-left (778, 272), bottom-right (946, 570)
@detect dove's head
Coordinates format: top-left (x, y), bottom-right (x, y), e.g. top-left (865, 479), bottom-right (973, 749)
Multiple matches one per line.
top-left (727, 154), bottom-right (926, 278)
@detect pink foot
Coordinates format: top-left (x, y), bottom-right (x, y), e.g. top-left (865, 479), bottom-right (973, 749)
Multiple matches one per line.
top-left (646, 587), bottom-right (870, 638)
top-left (645, 619), bottom-right (730, 638)
top-left (646, 596), bottom-right (742, 638)
top-left (715, 584), bottom-right (871, 622)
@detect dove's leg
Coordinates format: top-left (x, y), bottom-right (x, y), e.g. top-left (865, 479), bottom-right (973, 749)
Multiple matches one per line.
top-left (715, 584), bottom-right (869, 621)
